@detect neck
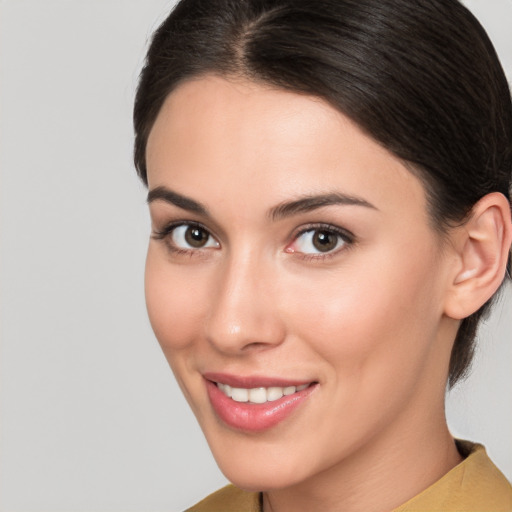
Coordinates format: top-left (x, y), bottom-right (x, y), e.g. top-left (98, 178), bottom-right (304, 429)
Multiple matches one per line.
top-left (262, 407), bottom-right (462, 512)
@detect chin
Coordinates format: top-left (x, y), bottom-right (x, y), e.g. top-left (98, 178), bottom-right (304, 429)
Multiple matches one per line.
top-left (204, 433), bottom-right (316, 492)
top-left (219, 460), bottom-right (306, 493)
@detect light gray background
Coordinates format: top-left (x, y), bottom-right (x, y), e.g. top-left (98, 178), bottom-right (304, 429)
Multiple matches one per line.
top-left (0, 1), bottom-right (510, 511)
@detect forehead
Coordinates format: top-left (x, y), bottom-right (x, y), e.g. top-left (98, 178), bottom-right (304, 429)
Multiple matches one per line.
top-left (146, 74), bottom-right (428, 219)
top-left (147, 75), bottom-right (347, 174)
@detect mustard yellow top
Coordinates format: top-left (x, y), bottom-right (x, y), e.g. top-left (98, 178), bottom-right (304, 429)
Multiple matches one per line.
top-left (185, 441), bottom-right (512, 512)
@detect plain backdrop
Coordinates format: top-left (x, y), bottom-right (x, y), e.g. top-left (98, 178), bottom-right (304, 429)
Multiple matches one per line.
top-left (0, 1), bottom-right (511, 511)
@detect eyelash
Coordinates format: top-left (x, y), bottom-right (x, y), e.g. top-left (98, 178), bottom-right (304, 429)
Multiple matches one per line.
top-left (152, 221), bottom-right (355, 260)
top-left (151, 221), bottom-right (216, 257)
top-left (289, 223), bottom-right (355, 261)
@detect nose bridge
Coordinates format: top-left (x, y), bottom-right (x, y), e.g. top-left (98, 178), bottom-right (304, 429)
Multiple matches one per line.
top-left (205, 248), bottom-right (284, 353)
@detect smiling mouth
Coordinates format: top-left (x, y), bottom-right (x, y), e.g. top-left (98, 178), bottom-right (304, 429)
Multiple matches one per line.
top-left (215, 382), bottom-right (311, 404)
top-left (205, 376), bottom-right (317, 431)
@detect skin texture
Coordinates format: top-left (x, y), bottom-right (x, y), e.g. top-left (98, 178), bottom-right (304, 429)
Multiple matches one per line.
top-left (144, 75), bottom-right (511, 512)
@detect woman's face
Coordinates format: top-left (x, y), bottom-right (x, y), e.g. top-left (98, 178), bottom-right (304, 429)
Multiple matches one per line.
top-left (145, 75), bottom-right (459, 491)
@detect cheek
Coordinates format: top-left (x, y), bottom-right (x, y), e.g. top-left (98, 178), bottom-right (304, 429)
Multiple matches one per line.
top-left (144, 248), bottom-right (216, 411)
top-left (284, 246), bottom-right (444, 381)
top-left (144, 247), bottom-right (209, 352)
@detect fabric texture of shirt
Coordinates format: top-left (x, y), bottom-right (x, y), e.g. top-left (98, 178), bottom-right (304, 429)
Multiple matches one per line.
top-left (185, 441), bottom-right (512, 512)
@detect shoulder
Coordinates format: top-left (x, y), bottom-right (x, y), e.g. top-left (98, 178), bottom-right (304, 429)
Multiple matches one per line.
top-left (394, 441), bottom-right (512, 512)
top-left (185, 484), bottom-right (260, 512)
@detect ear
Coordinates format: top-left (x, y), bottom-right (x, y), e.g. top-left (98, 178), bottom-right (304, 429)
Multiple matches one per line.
top-left (444, 192), bottom-right (512, 320)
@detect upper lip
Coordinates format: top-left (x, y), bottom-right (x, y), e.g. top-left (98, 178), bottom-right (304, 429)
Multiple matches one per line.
top-left (203, 372), bottom-right (314, 388)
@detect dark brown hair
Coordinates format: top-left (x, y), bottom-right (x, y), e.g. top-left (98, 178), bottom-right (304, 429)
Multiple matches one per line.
top-left (134, 0), bottom-right (512, 386)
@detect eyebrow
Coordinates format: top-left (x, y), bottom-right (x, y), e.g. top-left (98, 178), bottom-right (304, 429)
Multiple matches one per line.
top-left (147, 186), bottom-right (377, 220)
top-left (269, 193), bottom-right (377, 221)
top-left (147, 186), bottom-right (209, 216)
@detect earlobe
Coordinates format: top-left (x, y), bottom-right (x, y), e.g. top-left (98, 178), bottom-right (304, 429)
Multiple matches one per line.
top-left (444, 192), bottom-right (512, 320)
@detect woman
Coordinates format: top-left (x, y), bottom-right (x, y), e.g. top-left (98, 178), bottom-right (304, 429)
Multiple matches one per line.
top-left (133, 0), bottom-right (512, 510)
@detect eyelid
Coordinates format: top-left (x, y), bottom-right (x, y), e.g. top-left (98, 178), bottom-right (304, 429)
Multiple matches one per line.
top-left (152, 220), bottom-right (211, 238)
top-left (286, 223), bottom-right (355, 258)
top-left (291, 223), bottom-right (355, 243)
top-left (149, 203), bottom-right (226, 239)
top-left (152, 220), bottom-right (220, 252)
top-left (294, 222), bottom-right (354, 240)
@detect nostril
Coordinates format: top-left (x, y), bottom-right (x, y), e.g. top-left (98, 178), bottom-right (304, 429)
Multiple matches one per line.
top-left (241, 341), bottom-right (273, 351)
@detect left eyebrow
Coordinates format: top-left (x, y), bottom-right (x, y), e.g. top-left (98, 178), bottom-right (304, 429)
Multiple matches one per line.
top-left (269, 193), bottom-right (377, 221)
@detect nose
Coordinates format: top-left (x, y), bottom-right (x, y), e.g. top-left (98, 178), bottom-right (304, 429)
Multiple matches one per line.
top-left (204, 253), bottom-right (286, 355)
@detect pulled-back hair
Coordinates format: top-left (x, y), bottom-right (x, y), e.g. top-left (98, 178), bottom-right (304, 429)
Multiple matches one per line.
top-left (133, 0), bottom-right (512, 386)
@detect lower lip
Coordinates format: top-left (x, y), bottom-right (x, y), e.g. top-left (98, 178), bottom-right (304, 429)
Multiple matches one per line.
top-left (205, 380), bottom-right (316, 432)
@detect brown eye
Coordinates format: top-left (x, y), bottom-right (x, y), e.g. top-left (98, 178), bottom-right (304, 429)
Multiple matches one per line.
top-left (312, 230), bottom-right (338, 252)
top-left (170, 224), bottom-right (220, 250)
top-left (184, 226), bottom-right (209, 247)
top-left (289, 226), bottom-right (351, 256)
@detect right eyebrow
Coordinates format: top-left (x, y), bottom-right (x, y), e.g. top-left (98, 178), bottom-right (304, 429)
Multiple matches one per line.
top-left (147, 186), bottom-right (209, 216)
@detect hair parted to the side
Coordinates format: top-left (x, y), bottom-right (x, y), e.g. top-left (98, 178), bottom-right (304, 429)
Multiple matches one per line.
top-left (134, 0), bottom-right (512, 387)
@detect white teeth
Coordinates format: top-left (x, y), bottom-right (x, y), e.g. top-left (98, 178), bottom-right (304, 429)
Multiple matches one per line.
top-left (231, 388), bottom-right (249, 402)
top-left (218, 383), bottom-right (232, 397)
top-left (266, 387), bottom-right (284, 401)
top-left (248, 388), bottom-right (267, 404)
top-left (283, 386), bottom-right (296, 396)
top-left (216, 383), bottom-right (310, 403)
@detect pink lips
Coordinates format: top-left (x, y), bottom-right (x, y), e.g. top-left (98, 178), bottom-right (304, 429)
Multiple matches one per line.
top-left (204, 372), bottom-right (316, 432)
